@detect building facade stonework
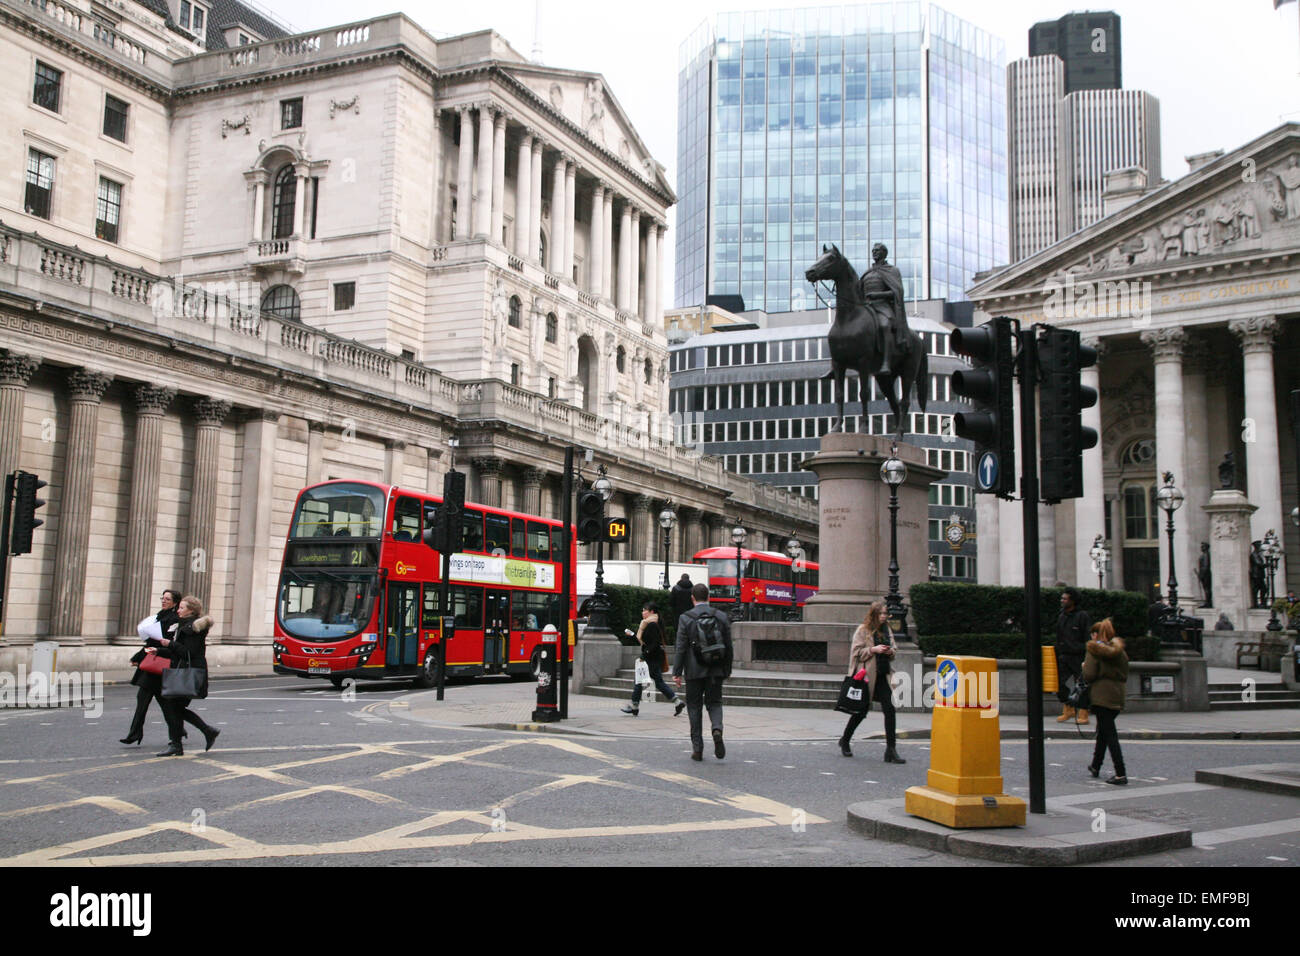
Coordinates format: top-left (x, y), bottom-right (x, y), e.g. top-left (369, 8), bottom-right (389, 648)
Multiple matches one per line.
top-left (0, 2), bottom-right (816, 660)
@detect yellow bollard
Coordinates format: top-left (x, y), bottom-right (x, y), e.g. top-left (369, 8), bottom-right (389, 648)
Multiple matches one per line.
top-left (904, 655), bottom-right (1026, 828)
top-left (1042, 645), bottom-right (1058, 695)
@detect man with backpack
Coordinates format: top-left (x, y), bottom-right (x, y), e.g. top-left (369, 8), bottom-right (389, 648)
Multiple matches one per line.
top-left (672, 583), bottom-right (733, 761)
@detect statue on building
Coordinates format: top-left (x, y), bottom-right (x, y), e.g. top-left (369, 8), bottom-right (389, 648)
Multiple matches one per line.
top-left (1218, 451), bottom-right (1236, 490)
top-left (1272, 155), bottom-right (1300, 220)
top-left (1250, 540), bottom-right (1267, 608)
top-left (857, 243), bottom-right (910, 378)
top-left (1197, 542), bottom-right (1212, 608)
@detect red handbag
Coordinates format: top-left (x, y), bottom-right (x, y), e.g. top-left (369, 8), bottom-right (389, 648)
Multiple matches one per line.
top-left (138, 652), bottom-right (170, 675)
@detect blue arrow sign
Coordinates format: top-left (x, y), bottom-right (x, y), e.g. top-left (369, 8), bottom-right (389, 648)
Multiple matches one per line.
top-left (977, 452), bottom-right (999, 491)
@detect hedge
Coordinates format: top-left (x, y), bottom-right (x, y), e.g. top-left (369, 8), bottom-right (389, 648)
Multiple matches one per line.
top-left (917, 633), bottom-right (1161, 663)
top-left (910, 582), bottom-right (1147, 640)
top-left (600, 584), bottom-right (685, 646)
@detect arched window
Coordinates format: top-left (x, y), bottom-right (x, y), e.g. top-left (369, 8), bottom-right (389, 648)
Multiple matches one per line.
top-left (271, 165), bottom-right (297, 239)
top-left (508, 296), bottom-right (522, 328)
top-left (539, 231), bottom-right (548, 270)
top-left (616, 345), bottom-right (626, 373)
top-left (261, 284), bottom-right (300, 320)
top-left (546, 312), bottom-right (557, 343)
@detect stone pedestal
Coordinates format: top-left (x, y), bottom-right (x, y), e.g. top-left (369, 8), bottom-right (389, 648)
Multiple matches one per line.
top-left (571, 626), bottom-right (622, 695)
top-left (1202, 489), bottom-right (1258, 630)
top-left (800, 433), bottom-right (943, 626)
top-left (1156, 644), bottom-right (1210, 712)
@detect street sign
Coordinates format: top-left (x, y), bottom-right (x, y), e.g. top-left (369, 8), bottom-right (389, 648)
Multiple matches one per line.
top-left (977, 452), bottom-right (999, 492)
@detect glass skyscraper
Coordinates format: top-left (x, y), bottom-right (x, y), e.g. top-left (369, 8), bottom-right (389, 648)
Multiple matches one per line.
top-left (675, 3), bottom-right (1007, 313)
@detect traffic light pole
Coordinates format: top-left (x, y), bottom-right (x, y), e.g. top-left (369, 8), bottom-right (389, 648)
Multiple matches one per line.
top-left (0, 473), bottom-right (13, 640)
top-left (559, 446), bottom-right (574, 719)
top-left (1018, 326), bottom-right (1047, 815)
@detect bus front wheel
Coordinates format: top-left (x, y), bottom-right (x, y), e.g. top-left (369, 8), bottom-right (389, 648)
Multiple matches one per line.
top-left (328, 676), bottom-right (347, 689)
top-left (414, 648), bottom-right (443, 689)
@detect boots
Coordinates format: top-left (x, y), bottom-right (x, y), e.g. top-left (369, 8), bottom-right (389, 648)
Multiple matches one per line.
top-left (1056, 705), bottom-right (1076, 723)
top-left (839, 736), bottom-right (853, 757)
top-left (1075, 708), bottom-right (1090, 725)
top-left (156, 741), bottom-right (183, 757)
top-left (884, 747), bottom-right (906, 764)
top-left (620, 704), bottom-right (638, 717)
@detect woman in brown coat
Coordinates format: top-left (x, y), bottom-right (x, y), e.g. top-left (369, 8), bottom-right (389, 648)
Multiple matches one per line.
top-left (838, 601), bottom-right (904, 763)
top-left (1082, 617), bottom-right (1128, 785)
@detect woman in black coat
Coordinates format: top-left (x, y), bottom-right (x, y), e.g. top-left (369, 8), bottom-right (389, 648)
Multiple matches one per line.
top-left (621, 601), bottom-right (687, 717)
top-left (151, 595), bottom-right (220, 757)
top-left (121, 589), bottom-right (182, 745)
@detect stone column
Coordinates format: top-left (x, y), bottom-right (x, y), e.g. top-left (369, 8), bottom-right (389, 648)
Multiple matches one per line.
top-left (682, 507), bottom-right (704, 564)
top-left (550, 154), bottom-right (567, 274)
top-left (1182, 339), bottom-right (1212, 594)
top-left (1141, 327), bottom-right (1188, 601)
top-left (118, 385), bottom-right (176, 639)
top-left (384, 439), bottom-right (406, 486)
top-left (455, 107), bottom-right (474, 240)
top-left (475, 457), bottom-right (503, 508)
top-left (1230, 316), bottom-right (1285, 587)
top-left (491, 111), bottom-right (507, 244)
top-left (1204, 491), bottom-right (1258, 630)
top-left (293, 161), bottom-right (309, 237)
top-left (1074, 335), bottom-right (1107, 586)
top-left (629, 209), bottom-right (642, 316)
top-left (230, 410), bottom-right (279, 644)
top-left (425, 447), bottom-right (444, 494)
top-left (245, 169), bottom-right (267, 242)
top-left (474, 106), bottom-right (495, 238)
top-left (521, 467), bottom-right (545, 517)
top-left (564, 161), bottom-right (577, 281)
top-left (644, 222), bottom-right (660, 327)
top-left (602, 189), bottom-right (614, 300)
top-left (515, 130), bottom-right (533, 257)
top-left (184, 398), bottom-right (231, 614)
top-left (701, 514), bottom-right (719, 552)
top-left (630, 494), bottom-right (653, 563)
top-left (49, 369), bottom-right (113, 639)
top-left (590, 183), bottom-right (604, 294)
top-left (306, 420), bottom-right (325, 486)
top-left (529, 139), bottom-right (543, 262)
top-left (617, 202), bottom-right (633, 310)
top-left (655, 226), bottom-right (666, 324)
top-left (0, 351), bottom-right (40, 482)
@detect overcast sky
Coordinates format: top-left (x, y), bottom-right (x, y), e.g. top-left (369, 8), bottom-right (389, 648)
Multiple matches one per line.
top-left (267, 0), bottom-right (1300, 280)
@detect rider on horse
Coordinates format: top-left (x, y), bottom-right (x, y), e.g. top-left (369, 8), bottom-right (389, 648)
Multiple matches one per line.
top-left (857, 243), bottom-right (909, 377)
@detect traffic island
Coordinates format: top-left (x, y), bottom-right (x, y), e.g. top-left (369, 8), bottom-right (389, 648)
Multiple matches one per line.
top-left (847, 798), bottom-right (1193, 865)
top-left (1194, 763), bottom-right (1300, 797)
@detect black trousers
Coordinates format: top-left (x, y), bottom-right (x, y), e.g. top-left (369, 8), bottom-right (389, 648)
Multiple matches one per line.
top-left (1090, 705), bottom-right (1125, 776)
top-left (841, 670), bottom-right (896, 748)
top-left (161, 697), bottom-right (214, 745)
top-left (684, 676), bottom-right (724, 752)
top-left (126, 682), bottom-right (164, 739)
top-left (1056, 652), bottom-right (1085, 705)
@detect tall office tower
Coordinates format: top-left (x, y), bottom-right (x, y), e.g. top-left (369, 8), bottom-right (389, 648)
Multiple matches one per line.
top-left (1007, 55), bottom-right (1065, 261)
top-left (675, 3), bottom-right (1007, 313)
top-left (1029, 11), bottom-right (1121, 93)
top-left (1058, 89), bottom-right (1161, 235)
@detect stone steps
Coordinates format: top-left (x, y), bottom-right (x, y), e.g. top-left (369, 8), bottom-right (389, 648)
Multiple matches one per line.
top-left (584, 669), bottom-right (846, 709)
top-left (1207, 685), bottom-right (1300, 710)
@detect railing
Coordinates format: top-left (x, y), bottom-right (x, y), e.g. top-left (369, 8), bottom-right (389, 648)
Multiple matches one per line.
top-left (39, 246), bottom-right (86, 284)
top-left (110, 269), bottom-right (151, 304)
top-left (255, 240), bottom-right (291, 257)
top-left (320, 339), bottom-right (393, 377)
top-left (544, 274), bottom-right (559, 290)
top-left (578, 292), bottom-right (599, 308)
top-left (91, 21), bottom-right (146, 65)
top-left (28, 0), bottom-right (158, 68)
top-left (507, 255), bottom-right (524, 272)
top-left (275, 35), bottom-right (322, 56)
top-left (228, 47), bottom-right (258, 67)
top-left (28, 0), bottom-right (81, 33)
top-left (280, 322), bottom-right (312, 352)
top-left (336, 25), bottom-right (370, 46)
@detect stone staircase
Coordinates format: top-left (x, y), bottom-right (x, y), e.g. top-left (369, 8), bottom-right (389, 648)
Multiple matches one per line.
top-left (583, 668), bottom-right (844, 709)
top-left (1208, 680), bottom-right (1300, 711)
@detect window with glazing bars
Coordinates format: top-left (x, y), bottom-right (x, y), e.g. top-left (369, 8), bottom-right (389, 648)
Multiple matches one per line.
top-left (281, 98), bottom-right (303, 130)
top-left (271, 165), bottom-right (296, 239)
top-left (96, 178), bottom-right (122, 243)
top-left (25, 150), bottom-right (55, 219)
top-left (33, 62), bottom-right (61, 112)
top-left (103, 94), bottom-right (129, 141)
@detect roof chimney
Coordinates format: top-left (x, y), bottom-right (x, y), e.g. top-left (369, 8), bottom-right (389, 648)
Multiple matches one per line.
top-left (1101, 165), bottom-right (1149, 217)
top-left (1185, 149), bottom-right (1224, 173)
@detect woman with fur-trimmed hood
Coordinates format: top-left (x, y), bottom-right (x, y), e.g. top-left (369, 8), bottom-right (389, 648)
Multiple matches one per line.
top-left (1082, 618), bottom-right (1128, 785)
top-left (150, 595), bottom-right (220, 757)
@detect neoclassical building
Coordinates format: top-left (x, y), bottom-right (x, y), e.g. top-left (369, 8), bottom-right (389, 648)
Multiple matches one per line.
top-left (0, 1), bottom-right (816, 662)
top-left (969, 123), bottom-right (1300, 626)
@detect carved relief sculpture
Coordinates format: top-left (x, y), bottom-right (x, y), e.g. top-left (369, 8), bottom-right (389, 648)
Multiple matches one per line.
top-left (1272, 155), bottom-right (1300, 220)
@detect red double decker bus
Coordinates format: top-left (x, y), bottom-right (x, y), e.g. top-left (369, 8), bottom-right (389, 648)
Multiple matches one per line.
top-left (273, 480), bottom-right (575, 687)
top-left (691, 546), bottom-right (820, 621)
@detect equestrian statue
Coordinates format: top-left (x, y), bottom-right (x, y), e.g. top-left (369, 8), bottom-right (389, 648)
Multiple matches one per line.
top-left (804, 242), bottom-right (927, 438)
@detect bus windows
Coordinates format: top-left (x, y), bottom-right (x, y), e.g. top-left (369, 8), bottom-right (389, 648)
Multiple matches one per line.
top-left (511, 518), bottom-right (527, 558)
top-left (484, 513), bottom-right (509, 555)
top-left (527, 522), bottom-right (550, 561)
top-left (451, 586), bottom-right (483, 629)
top-left (391, 496), bottom-right (421, 542)
top-left (515, 591), bottom-right (557, 630)
top-left (290, 483), bottom-right (385, 538)
top-left (550, 526), bottom-right (564, 562)
top-left (461, 509), bottom-right (484, 552)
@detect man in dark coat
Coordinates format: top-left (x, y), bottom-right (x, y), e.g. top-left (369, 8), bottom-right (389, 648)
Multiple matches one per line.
top-left (121, 589), bottom-right (182, 744)
top-left (670, 574), bottom-right (694, 617)
top-left (672, 583), bottom-right (733, 761)
top-left (857, 242), bottom-right (908, 376)
top-left (1054, 587), bottom-right (1091, 724)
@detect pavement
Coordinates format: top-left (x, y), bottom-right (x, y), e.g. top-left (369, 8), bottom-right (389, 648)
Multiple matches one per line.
top-left (73, 662), bottom-right (1299, 741)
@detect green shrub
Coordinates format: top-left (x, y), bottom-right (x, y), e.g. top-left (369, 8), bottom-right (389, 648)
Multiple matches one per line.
top-left (917, 632), bottom-right (1160, 662)
top-left (600, 584), bottom-right (683, 646)
top-left (910, 582), bottom-right (1147, 639)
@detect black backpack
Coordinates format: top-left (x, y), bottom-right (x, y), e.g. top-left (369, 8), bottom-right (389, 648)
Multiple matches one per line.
top-left (691, 611), bottom-right (727, 666)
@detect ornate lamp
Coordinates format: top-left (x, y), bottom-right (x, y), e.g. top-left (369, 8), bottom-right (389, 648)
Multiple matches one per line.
top-left (881, 450), bottom-right (909, 633)
top-left (731, 524), bottom-right (748, 621)
top-left (1263, 529), bottom-right (1283, 632)
top-left (785, 534), bottom-right (802, 620)
top-left (590, 468), bottom-right (614, 623)
top-left (658, 505), bottom-right (676, 590)
top-left (1155, 471), bottom-right (1184, 615)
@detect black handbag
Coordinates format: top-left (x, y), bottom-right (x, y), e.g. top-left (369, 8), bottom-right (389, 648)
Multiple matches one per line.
top-left (834, 672), bottom-right (871, 715)
top-left (160, 644), bottom-right (208, 700)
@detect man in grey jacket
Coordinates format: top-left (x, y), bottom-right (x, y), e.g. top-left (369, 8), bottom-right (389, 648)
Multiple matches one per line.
top-left (672, 583), bottom-right (733, 761)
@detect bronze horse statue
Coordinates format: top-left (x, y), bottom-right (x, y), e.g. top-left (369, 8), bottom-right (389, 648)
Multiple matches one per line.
top-left (804, 243), bottom-right (927, 438)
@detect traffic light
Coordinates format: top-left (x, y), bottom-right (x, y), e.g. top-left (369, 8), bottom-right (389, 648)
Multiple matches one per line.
top-left (576, 487), bottom-right (604, 543)
top-left (951, 317), bottom-right (1017, 498)
top-left (604, 516), bottom-right (629, 544)
top-left (423, 470), bottom-right (466, 553)
top-left (1038, 326), bottom-right (1098, 502)
top-left (11, 471), bottom-right (47, 555)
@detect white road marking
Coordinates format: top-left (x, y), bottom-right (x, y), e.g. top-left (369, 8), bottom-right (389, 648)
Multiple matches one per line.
top-left (1048, 782), bottom-right (1214, 807)
top-left (1192, 819), bottom-right (1300, 848)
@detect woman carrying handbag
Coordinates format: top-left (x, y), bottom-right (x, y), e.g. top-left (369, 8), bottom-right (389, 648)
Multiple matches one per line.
top-left (621, 601), bottom-right (687, 717)
top-left (838, 601), bottom-right (905, 763)
top-left (1083, 617), bottom-right (1129, 785)
top-left (120, 589), bottom-right (182, 745)
top-left (151, 595), bottom-right (220, 757)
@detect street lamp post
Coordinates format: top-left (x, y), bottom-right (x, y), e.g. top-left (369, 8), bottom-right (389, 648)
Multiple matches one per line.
top-left (785, 534), bottom-right (802, 621)
top-left (1089, 534), bottom-right (1110, 591)
top-left (658, 506), bottom-right (676, 590)
top-left (881, 447), bottom-right (908, 634)
top-left (731, 524), bottom-right (748, 621)
top-left (1263, 529), bottom-right (1283, 632)
top-left (1155, 471), bottom-right (1184, 616)
top-left (589, 467), bottom-right (614, 629)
